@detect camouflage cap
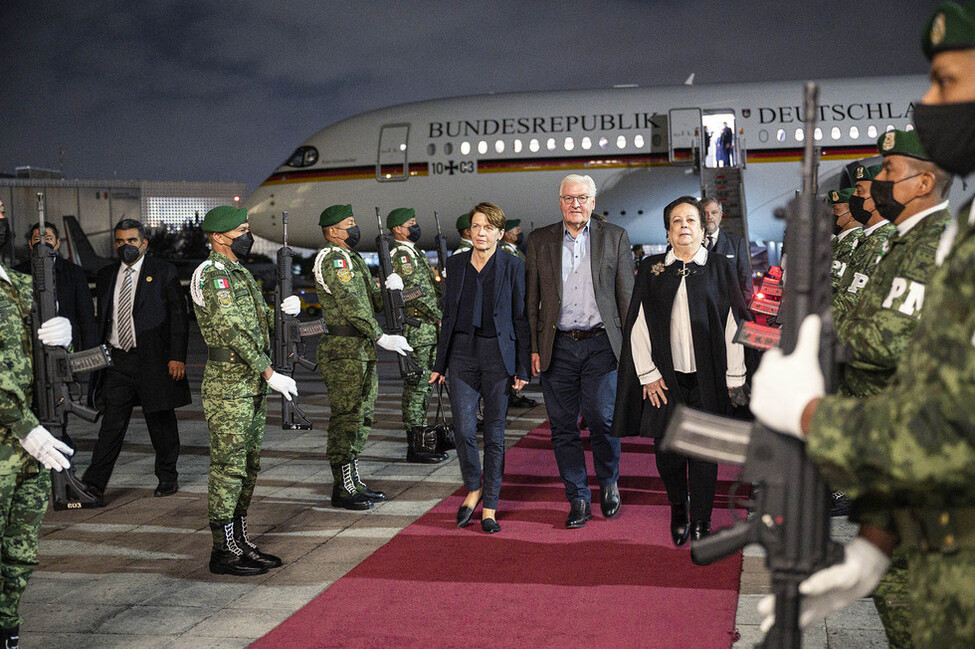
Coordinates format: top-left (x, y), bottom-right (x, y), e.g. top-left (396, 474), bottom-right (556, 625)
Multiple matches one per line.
top-left (923, 1), bottom-right (975, 59)
top-left (505, 218), bottom-right (521, 229)
top-left (455, 212), bottom-right (471, 232)
top-left (202, 205), bottom-right (247, 233)
top-left (319, 204), bottom-right (353, 227)
top-left (386, 207), bottom-right (415, 229)
top-left (826, 187), bottom-right (855, 205)
top-left (877, 129), bottom-right (931, 161)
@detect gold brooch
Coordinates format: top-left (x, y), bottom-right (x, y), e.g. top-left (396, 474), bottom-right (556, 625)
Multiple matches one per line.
top-left (146, 276), bottom-right (152, 282)
top-left (651, 262), bottom-right (665, 276)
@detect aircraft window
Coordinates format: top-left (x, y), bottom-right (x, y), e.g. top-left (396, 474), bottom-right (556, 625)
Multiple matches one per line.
top-left (444, 143), bottom-right (453, 155)
top-left (831, 127), bottom-right (841, 140)
top-left (599, 136), bottom-right (609, 149)
top-left (652, 133), bottom-right (662, 147)
top-left (478, 140), bottom-right (488, 155)
top-left (399, 143), bottom-right (407, 152)
top-left (427, 144), bottom-right (436, 156)
top-left (616, 135), bottom-right (627, 148)
top-left (461, 141), bottom-right (471, 155)
top-left (495, 140), bottom-right (505, 153)
top-left (758, 130), bottom-right (769, 143)
top-left (776, 129), bottom-right (786, 142)
top-left (885, 124), bottom-right (895, 132)
top-left (905, 124), bottom-right (914, 132)
top-left (529, 138), bottom-right (540, 152)
top-left (867, 125), bottom-right (878, 138)
top-left (285, 146), bottom-right (319, 168)
top-left (634, 134), bottom-right (645, 148)
top-left (582, 137), bottom-right (592, 150)
top-left (564, 137), bottom-right (575, 151)
top-left (814, 128), bottom-right (823, 141)
top-left (546, 138), bottom-right (556, 151)
top-left (514, 139), bottom-right (523, 153)
top-left (850, 126), bottom-right (860, 139)
top-left (795, 128), bottom-right (804, 142)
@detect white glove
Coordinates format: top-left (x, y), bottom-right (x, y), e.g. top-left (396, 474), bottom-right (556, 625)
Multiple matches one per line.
top-left (265, 370), bottom-right (298, 401)
top-left (376, 333), bottom-right (413, 356)
top-left (384, 273), bottom-right (404, 291)
top-left (21, 425), bottom-right (74, 472)
top-left (280, 295), bottom-right (301, 316)
top-left (38, 316), bottom-right (72, 347)
top-left (750, 315), bottom-right (825, 436)
top-left (758, 536), bottom-right (890, 633)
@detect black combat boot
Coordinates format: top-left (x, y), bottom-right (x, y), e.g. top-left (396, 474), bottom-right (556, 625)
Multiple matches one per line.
top-left (351, 459), bottom-right (387, 503)
top-left (330, 463), bottom-right (373, 510)
top-left (233, 513), bottom-right (283, 569)
top-left (2, 625), bottom-right (19, 649)
top-left (407, 426), bottom-right (448, 464)
top-left (209, 522), bottom-right (268, 576)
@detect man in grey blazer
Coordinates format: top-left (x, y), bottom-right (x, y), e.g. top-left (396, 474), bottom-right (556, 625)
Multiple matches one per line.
top-left (526, 174), bottom-right (634, 528)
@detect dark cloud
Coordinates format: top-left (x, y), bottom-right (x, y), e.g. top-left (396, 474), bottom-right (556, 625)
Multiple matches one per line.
top-left (0, 0), bottom-right (941, 190)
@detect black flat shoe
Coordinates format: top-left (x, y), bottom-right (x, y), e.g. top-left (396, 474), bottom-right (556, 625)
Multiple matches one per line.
top-left (689, 520), bottom-right (711, 542)
top-left (481, 518), bottom-right (501, 534)
top-left (457, 505), bottom-right (476, 528)
top-left (670, 497), bottom-right (690, 547)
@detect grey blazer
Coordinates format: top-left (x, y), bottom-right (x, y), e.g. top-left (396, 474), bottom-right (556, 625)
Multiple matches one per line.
top-left (525, 218), bottom-right (634, 372)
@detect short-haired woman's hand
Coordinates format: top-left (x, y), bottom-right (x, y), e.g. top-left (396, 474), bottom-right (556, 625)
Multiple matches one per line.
top-left (512, 377), bottom-right (527, 391)
top-left (428, 371), bottom-right (445, 385)
top-left (642, 378), bottom-right (668, 408)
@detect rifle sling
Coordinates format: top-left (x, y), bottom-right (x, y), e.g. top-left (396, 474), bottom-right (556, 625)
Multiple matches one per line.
top-left (324, 324), bottom-right (369, 339)
top-left (893, 507), bottom-right (975, 554)
top-left (208, 347), bottom-right (268, 364)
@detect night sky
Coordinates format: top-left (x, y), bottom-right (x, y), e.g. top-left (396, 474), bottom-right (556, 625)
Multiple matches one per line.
top-left (0, 1), bottom-right (941, 193)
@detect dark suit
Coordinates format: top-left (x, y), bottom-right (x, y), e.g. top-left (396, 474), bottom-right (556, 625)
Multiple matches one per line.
top-left (525, 218), bottom-right (634, 504)
top-left (709, 228), bottom-right (752, 302)
top-left (15, 254), bottom-right (97, 351)
top-left (84, 254), bottom-right (191, 491)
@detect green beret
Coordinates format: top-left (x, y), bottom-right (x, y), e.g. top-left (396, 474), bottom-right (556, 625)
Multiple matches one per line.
top-left (826, 187), bottom-right (855, 205)
top-left (877, 129), bottom-right (931, 161)
top-left (853, 164), bottom-right (877, 182)
top-left (455, 213), bottom-right (471, 232)
top-left (319, 204), bottom-right (353, 228)
top-left (923, 1), bottom-right (975, 60)
top-left (386, 207), bottom-right (415, 229)
top-left (505, 218), bottom-right (521, 229)
top-left (202, 205), bottom-right (247, 233)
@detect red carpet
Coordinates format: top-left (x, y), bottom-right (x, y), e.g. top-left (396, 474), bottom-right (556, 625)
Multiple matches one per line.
top-left (251, 425), bottom-right (744, 649)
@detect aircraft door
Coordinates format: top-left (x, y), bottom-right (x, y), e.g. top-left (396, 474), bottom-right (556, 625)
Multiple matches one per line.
top-left (377, 124), bottom-right (410, 181)
top-left (668, 108), bottom-right (702, 166)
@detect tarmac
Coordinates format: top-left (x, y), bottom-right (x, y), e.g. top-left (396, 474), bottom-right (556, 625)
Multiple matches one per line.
top-left (22, 327), bottom-right (889, 648)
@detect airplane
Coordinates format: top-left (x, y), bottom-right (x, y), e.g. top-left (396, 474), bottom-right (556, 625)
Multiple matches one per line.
top-left (243, 75), bottom-right (969, 255)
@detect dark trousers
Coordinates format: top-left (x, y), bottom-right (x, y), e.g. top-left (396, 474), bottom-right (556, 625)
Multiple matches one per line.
top-left (447, 333), bottom-right (510, 510)
top-left (540, 333), bottom-right (621, 503)
top-left (655, 372), bottom-right (718, 522)
top-left (83, 348), bottom-right (180, 491)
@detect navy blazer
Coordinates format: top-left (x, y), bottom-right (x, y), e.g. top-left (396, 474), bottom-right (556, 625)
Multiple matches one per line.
top-left (433, 249), bottom-right (531, 380)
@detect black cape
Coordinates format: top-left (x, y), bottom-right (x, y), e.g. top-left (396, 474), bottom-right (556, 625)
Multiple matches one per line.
top-left (610, 252), bottom-right (750, 438)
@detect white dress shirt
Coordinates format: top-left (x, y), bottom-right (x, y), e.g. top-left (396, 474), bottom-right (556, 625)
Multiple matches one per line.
top-left (109, 255), bottom-right (145, 349)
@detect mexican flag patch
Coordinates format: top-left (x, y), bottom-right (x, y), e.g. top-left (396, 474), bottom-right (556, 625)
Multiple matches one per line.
top-left (333, 259), bottom-right (349, 269)
top-left (213, 278), bottom-right (230, 289)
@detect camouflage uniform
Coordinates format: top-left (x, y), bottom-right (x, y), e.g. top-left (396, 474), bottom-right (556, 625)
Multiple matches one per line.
top-left (0, 267), bottom-right (51, 630)
top-left (191, 251), bottom-right (272, 537)
top-left (809, 200), bottom-right (975, 648)
top-left (832, 221), bottom-right (898, 324)
top-left (501, 241), bottom-right (526, 262)
top-left (831, 226), bottom-right (864, 289)
top-left (390, 241), bottom-right (442, 428)
top-left (454, 239), bottom-right (473, 255)
top-left (837, 205), bottom-right (951, 396)
top-left (314, 242), bottom-right (384, 466)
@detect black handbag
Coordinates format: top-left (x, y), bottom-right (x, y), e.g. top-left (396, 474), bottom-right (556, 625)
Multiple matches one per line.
top-left (428, 382), bottom-right (456, 453)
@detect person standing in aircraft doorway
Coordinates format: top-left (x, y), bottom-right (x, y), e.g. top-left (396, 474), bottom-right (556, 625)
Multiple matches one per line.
top-left (718, 122), bottom-right (734, 167)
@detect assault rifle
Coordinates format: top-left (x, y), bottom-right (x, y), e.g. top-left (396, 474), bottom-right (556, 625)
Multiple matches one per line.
top-left (272, 211), bottom-right (326, 430)
top-left (659, 83), bottom-right (842, 648)
top-left (433, 210), bottom-right (449, 284)
top-left (374, 207), bottom-right (424, 382)
top-left (30, 193), bottom-right (113, 510)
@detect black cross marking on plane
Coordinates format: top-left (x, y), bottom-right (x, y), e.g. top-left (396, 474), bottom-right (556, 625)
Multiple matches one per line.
top-left (445, 160), bottom-right (458, 175)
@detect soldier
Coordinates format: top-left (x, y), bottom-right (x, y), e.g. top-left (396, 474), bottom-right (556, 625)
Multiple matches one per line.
top-left (751, 4), bottom-right (975, 646)
top-left (0, 210), bottom-right (75, 647)
top-left (829, 188), bottom-right (864, 289)
top-left (192, 205), bottom-right (301, 576)
top-left (314, 204), bottom-right (413, 510)
top-left (386, 207), bottom-right (447, 463)
top-left (500, 218), bottom-right (526, 261)
top-left (454, 213), bottom-right (473, 254)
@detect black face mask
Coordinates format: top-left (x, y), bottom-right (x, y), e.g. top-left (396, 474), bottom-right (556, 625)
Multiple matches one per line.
top-left (0, 220), bottom-right (9, 248)
top-left (914, 101), bottom-right (975, 177)
top-left (344, 225), bottom-right (361, 249)
top-left (848, 195), bottom-right (872, 225)
top-left (870, 173), bottom-right (922, 222)
top-left (832, 210), bottom-right (850, 236)
top-left (117, 243), bottom-right (142, 264)
top-left (229, 231), bottom-right (254, 259)
top-left (514, 232), bottom-right (524, 247)
top-left (406, 224), bottom-right (421, 242)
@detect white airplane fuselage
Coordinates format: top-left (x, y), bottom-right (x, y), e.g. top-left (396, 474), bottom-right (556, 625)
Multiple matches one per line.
top-left (245, 76), bottom-right (935, 251)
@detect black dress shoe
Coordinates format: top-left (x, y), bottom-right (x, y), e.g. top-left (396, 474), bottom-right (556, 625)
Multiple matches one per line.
top-left (481, 518), bottom-right (501, 534)
top-left (84, 483), bottom-right (106, 508)
top-left (600, 483), bottom-right (621, 519)
top-left (565, 499), bottom-right (592, 529)
top-left (154, 481), bottom-right (179, 498)
top-left (670, 498), bottom-right (690, 547)
top-left (689, 520), bottom-right (712, 542)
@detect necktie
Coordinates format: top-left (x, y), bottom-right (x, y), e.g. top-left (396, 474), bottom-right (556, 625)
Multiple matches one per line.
top-left (118, 267), bottom-right (135, 351)
top-left (706, 235), bottom-right (714, 251)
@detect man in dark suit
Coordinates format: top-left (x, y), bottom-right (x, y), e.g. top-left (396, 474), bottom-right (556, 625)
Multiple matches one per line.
top-left (526, 174), bottom-right (634, 528)
top-left (83, 219), bottom-right (191, 502)
top-left (702, 198), bottom-right (752, 303)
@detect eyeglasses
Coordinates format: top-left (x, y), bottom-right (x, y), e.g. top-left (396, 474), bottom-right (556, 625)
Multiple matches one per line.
top-left (560, 195), bottom-right (591, 205)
